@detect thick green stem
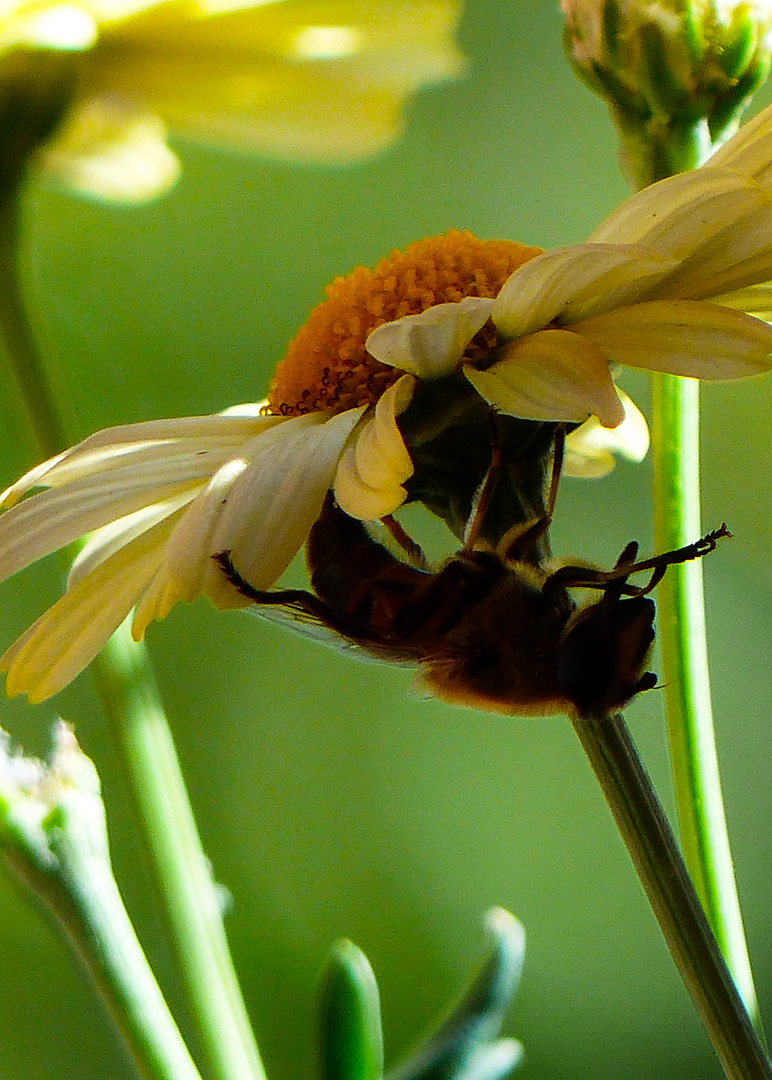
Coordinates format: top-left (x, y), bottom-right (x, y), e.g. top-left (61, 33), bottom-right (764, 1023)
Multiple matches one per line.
top-left (652, 374), bottom-right (759, 1028)
top-left (0, 190), bottom-right (265, 1080)
top-left (572, 711), bottom-right (770, 1080)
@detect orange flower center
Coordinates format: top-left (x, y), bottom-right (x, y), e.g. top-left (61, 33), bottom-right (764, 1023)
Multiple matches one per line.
top-left (267, 230), bottom-right (542, 417)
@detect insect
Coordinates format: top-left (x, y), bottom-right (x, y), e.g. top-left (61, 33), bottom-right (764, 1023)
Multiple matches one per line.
top-left (214, 426), bottom-right (729, 718)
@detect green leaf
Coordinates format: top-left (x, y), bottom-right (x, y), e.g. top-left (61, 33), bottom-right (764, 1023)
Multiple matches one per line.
top-left (385, 908), bottom-right (525, 1080)
top-left (318, 939), bottom-right (384, 1080)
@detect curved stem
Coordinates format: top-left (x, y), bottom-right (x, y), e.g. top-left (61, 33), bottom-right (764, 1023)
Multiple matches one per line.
top-left (572, 711), bottom-right (771, 1080)
top-left (0, 189), bottom-right (265, 1080)
top-left (652, 374), bottom-right (760, 1030)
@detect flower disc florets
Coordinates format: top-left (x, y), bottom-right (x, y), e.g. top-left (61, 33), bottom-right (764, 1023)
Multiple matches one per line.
top-left (268, 230), bottom-right (542, 418)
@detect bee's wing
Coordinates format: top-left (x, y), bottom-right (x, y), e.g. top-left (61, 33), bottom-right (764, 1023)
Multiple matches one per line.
top-left (241, 604), bottom-right (419, 666)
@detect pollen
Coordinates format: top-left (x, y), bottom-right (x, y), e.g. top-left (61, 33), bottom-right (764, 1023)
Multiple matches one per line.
top-left (267, 230), bottom-right (542, 417)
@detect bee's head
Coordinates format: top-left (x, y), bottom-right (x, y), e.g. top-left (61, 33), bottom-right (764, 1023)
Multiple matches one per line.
top-left (557, 594), bottom-right (658, 716)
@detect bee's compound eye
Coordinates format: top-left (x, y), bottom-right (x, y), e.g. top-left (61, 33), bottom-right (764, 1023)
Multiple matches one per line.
top-left (557, 596), bottom-right (656, 714)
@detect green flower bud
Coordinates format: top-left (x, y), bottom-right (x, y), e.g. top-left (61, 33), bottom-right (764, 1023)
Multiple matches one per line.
top-left (561, 0), bottom-right (772, 183)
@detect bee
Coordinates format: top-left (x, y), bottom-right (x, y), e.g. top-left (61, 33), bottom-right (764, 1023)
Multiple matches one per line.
top-left (214, 427), bottom-right (728, 718)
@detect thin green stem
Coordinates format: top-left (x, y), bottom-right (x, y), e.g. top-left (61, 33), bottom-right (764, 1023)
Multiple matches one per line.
top-left (572, 711), bottom-right (770, 1080)
top-left (0, 190), bottom-right (265, 1080)
top-left (92, 629), bottom-right (267, 1080)
top-left (5, 852), bottom-right (202, 1080)
top-left (619, 123), bottom-right (763, 1031)
top-left (652, 374), bottom-right (760, 1029)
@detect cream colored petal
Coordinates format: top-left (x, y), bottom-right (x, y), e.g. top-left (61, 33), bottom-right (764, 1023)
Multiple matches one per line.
top-left (1, 517), bottom-right (174, 703)
top-left (334, 447), bottom-right (407, 520)
top-left (492, 244), bottom-right (677, 340)
top-left (712, 283), bottom-right (772, 319)
top-left (464, 329), bottom-right (625, 428)
top-left (563, 391), bottom-right (650, 478)
top-left (651, 199), bottom-right (772, 300)
top-left (0, 411), bottom-right (279, 507)
top-left (0, 471), bottom-right (203, 584)
top-left (67, 493), bottom-right (195, 589)
top-left (588, 169), bottom-right (767, 260)
top-left (709, 102), bottom-right (772, 190)
top-left (366, 298), bottom-right (494, 378)
top-left (333, 375), bottom-right (415, 519)
top-left (40, 98), bottom-right (180, 205)
top-left (207, 407), bottom-right (365, 590)
top-left (131, 455), bottom-right (258, 638)
top-left (572, 301), bottom-right (772, 379)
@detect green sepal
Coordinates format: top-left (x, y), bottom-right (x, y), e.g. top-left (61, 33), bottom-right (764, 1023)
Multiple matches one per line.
top-left (318, 939), bottom-right (384, 1080)
top-left (709, 57), bottom-right (772, 143)
top-left (385, 909), bottom-right (525, 1080)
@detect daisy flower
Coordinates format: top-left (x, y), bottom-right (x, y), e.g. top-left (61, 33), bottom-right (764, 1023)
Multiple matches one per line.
top-left (4, 102), bottom-right (772, 701)
top-left (8, 0), bottom-right (464, 203)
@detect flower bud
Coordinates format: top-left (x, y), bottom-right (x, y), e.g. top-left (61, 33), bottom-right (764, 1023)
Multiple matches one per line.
top-left (561, 0), bottom-right (772, 182)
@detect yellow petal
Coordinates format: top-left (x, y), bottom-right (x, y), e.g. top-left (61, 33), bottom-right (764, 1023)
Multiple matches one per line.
top-left (464, 329), bottom-right (625, 428)
top-left (572, 300), bottom-right (772, 379)
top-left (493, 243), bottom-right (677, 339)
top-left (1, 517), bottom-right (173, 703)
top-left (563, 391), bottom-right (649, 478)
top-left (41, 98), bottom-right (180, 205)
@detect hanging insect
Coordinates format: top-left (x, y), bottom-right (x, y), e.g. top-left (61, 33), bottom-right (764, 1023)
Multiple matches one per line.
top-left (214, 424), bottom-right (729, 719)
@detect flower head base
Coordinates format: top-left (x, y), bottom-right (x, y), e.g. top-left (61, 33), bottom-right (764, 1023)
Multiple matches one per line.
top-left (3, 103), bottom-right (772, 700)
top-left (269, 231), bottom-right (541, 418)
top-left (0, 0), bottom-right (464, 202)
top-left (562, 0), bottom-right (772, 181)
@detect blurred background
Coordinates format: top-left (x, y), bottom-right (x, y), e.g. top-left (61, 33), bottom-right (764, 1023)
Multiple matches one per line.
top-left (0, 1), bottom-right (771, 1078)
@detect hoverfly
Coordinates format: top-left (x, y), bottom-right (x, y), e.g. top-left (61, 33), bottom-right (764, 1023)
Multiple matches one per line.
top-left (214, 425), bottom-right (728, 718)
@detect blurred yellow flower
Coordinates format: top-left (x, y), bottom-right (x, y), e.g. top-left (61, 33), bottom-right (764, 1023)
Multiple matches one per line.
top-left (4, 101), bottom-right (772, 701)
top-left (5, 0), bottom-right (464, 202)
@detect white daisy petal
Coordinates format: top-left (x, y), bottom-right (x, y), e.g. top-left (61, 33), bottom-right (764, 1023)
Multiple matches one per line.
top-left (0, 412), bottom-right (281, 507)
top-left (1, 517), bottom-right (174, 703)
top-left (67, 493), bottom-right (196, 590)
top-left (366, 297), bottom-right (494, 378)
top-left (463, 329), bottom-right (625, 428)
top-left (492, 243), bottom-right (677, 339)
top-left (563, 391), bottom-right (650, 478)
top-left (572, 300), bottom-right (772, 379)
top-left (209, 408), bottom-right (365, 590)
top-left (131, 455), bottom-right (257, 639)
top-left (333, 374), bottom-right (415, 519)
top-left (0, 472), bottom-right (203, 583)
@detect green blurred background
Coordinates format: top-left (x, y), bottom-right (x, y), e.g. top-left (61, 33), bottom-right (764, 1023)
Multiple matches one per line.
top-left (1, 1), bottom-right (771, 1078)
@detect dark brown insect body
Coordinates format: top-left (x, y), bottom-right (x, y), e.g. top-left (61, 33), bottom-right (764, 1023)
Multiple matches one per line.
top-left (215, 482), bottom-right (728, 718)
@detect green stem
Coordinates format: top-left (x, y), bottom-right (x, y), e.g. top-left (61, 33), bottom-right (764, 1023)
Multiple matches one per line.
top-left (92, 629), bottom-right (267, 1080)
top-left (619, 121), bottom-right (763, 1031)
top-left (651, 374), bottom-right (760, 1029)
top-left (5, 852), bottom-right (202, 1080)
top-left (0, 190), bottom-right (265, 1080)
top-left (572, 711), bottom-right (771, 1080)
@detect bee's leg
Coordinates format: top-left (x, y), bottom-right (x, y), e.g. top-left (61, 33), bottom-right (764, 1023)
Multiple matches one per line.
top-left (545, 524), bottom-right (731, 594)
top-left (213, 550), bottom-right (335, 620)
top-left (463, 411), bottom-right (503, 551)
top-left (380, 515), bottom-right (430, 571)
top-left (501, 424), bottom-right (566, 562)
